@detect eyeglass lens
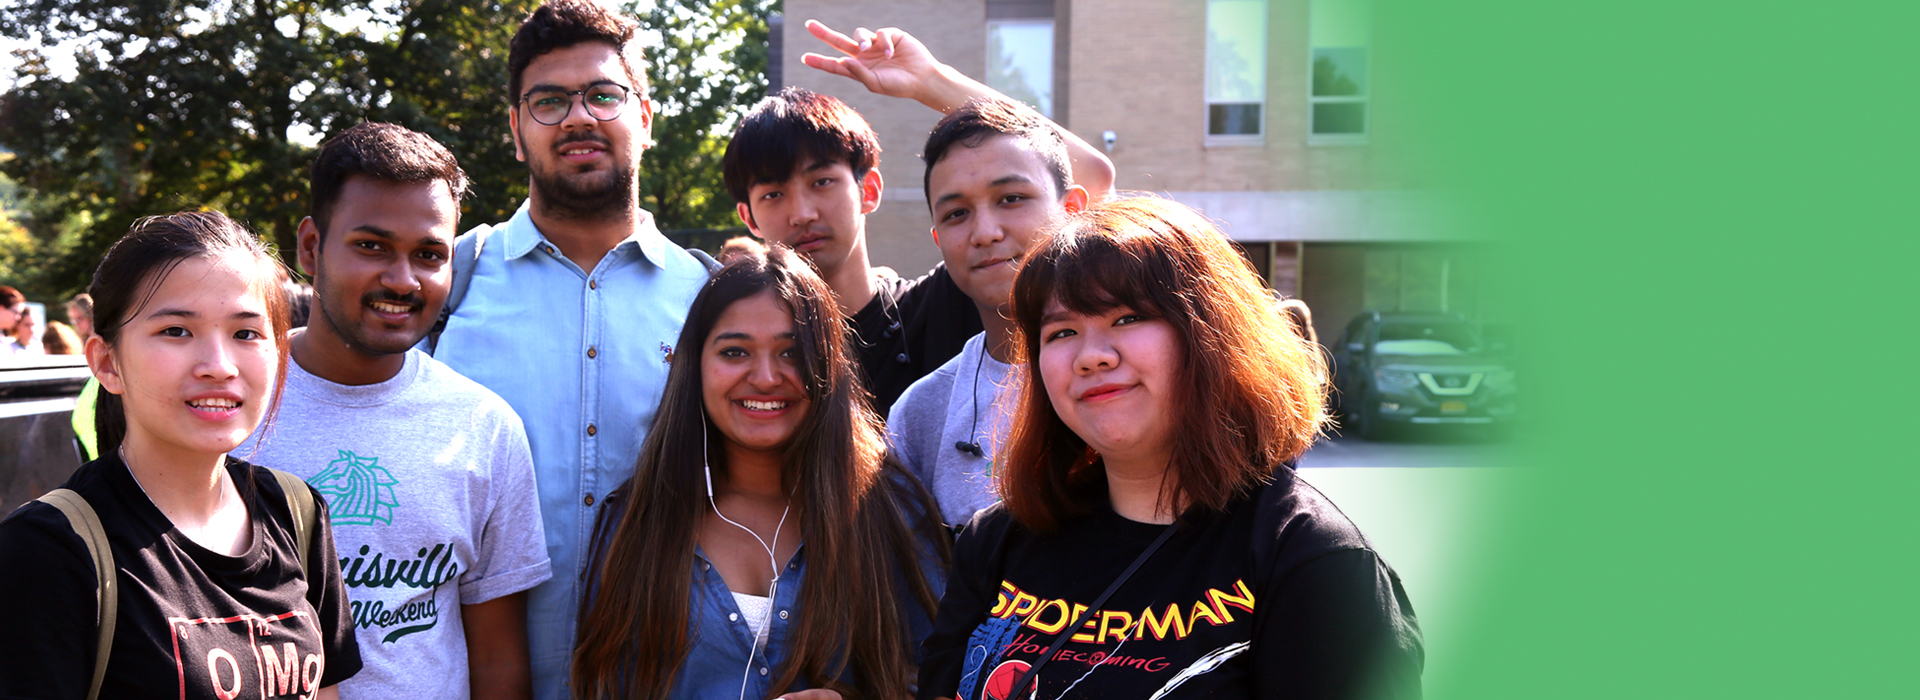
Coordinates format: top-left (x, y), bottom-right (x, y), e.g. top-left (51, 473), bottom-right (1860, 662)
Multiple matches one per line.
top-left (526, 85), bottom-right (628, 125)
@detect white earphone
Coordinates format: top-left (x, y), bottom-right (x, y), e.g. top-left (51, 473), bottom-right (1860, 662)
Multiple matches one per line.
top-left (703, 418), bottom-right (793, 700)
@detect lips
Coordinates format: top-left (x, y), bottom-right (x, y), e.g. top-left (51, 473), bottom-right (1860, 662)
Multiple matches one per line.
top-left (790, 230), bottom-right (829, 252)
top-left (973, 255), bottom-right (1016, 272)
top-left (1078, 383), bottom-right (1133, 402)
top-left (369, 300), bottom-right (413, 316)
top-left (556, 138), bottom-right (610, 162)
top-left (186, 394), bottom-right (243, 419)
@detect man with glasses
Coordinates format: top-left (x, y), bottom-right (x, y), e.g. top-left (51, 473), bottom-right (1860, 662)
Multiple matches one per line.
top-left (426, 2), bottom-right (709, 697)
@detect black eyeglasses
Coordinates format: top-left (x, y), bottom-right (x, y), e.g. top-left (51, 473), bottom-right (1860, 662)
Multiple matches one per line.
top-left (519, 83), bottom-right (635, 126)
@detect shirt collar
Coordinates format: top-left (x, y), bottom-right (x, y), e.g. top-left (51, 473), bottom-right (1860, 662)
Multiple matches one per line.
top-left (499, 200), bottom-right (672, 269)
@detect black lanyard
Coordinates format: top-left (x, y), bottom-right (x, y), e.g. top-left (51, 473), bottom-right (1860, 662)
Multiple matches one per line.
top-left (1005, 521), bottom-right (1179, 700)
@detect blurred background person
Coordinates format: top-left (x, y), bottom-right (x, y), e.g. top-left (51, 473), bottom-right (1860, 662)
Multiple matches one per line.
top-left (66, 293), bottom-right (95, 340)
top-left (40, 320), bottom-right (82, 355)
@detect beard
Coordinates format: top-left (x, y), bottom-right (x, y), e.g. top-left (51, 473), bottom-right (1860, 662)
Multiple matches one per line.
top-left (529, 142), bottom-right (639, 221)
top-left (313, 262), bottom-right (424, 356)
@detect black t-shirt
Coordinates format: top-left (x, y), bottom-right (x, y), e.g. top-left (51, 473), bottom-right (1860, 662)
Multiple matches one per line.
top-left (851, 264), bottom-right (984, 415)
top-left (0, 454), bottom-right (361, 700)
top-left (919, 468), bottom-right (1424, 700)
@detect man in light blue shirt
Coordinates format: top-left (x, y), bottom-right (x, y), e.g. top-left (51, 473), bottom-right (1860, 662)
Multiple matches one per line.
top-left (429, 3), bottom-right (708, 697)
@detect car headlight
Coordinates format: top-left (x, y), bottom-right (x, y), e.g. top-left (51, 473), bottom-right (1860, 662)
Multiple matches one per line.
top-left (1375, 369), bottom-right (1420, 392)
top-left (1483, 370), bottom-right (1517, 390)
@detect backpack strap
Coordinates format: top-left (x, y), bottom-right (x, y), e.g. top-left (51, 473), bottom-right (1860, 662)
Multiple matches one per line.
top-left (268, 468), bottom-right (317, 577)
top-left (35, 488), bottom-right (116, 700)
top-left (427, 223), bottom-right (494, 355)
top-left (688, 247), bottom-right (722, 272)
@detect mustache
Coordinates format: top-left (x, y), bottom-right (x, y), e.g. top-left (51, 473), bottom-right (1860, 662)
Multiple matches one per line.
top-left (554, 133), bottom-right (612, 150)
top-left (362, 290), bottom-right (424, 309)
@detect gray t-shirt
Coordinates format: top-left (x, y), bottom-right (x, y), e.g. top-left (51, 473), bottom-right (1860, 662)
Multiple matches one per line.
top-left (237, 346), bottom-right (551, 700)
top-left (887, 332), bottom-right (1015, 526)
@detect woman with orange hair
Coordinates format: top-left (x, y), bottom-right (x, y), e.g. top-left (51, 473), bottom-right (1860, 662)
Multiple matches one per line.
top-left (918, 197), bottom-right (1424, 700)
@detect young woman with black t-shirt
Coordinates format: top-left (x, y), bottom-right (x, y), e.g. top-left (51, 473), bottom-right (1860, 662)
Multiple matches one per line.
top-left (918, 197), bottom-right (1425, 700)
top-left (0, 212), bottom-right (359, 699)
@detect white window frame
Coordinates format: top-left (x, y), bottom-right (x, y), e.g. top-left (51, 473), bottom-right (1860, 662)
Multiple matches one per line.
top-left (1205, 0), bottom-right (1268, 146)
top-left (1308, 0), bottom-right (1371, 146)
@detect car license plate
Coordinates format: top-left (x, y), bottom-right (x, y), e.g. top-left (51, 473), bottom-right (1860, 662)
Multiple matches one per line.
top-left (1440, 401), bottom-right (1468, 414)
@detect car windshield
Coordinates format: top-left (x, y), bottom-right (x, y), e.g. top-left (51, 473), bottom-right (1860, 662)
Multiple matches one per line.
top-left (1375, 322), bottom-right (1483, 355)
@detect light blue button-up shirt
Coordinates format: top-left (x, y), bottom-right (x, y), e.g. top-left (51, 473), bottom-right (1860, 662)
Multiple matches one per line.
top-left (433, 202), bottom-right (708, 700)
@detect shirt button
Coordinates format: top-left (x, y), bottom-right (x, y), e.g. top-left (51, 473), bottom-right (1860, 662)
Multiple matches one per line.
top-left (759, 668), bottom-right (768, 676)
top-left (895, 352), bottom-right (908, 363)
top-left (587, 423), bottom-right (597, 436)
top-left (587, 346), bottom-right (597, 359)
top-left (589, 279), bottom-right (598, 290)
top-left (583, 493), bottom-right (595, 506)
top-left (544, 245), bottom-right (555, 254)
top-left (729, 612), bottom-right (738, 622)
top-left (778, 610), bottom-right (789, 620)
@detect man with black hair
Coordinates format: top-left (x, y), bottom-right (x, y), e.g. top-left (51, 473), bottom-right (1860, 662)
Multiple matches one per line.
top-left (793, 23), bottom-right (1110, 523)
top-left (238, 122), bottom-right (549, 700)
top-left (721, 22), bottom-right (1113, 414)
top-left (425, 2), bottom-right (710, 697)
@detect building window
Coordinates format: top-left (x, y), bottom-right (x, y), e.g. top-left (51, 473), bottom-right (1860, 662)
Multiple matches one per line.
top-left (1206, 0), bottom-right (1267, 139)
top-left (987, 19), bottom-right (1054, 118)
top-left (1310, 0), bottom-right (1371, 142)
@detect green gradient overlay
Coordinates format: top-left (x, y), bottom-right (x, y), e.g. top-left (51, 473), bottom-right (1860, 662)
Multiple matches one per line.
top-left (1392, 1), bottom-right (1916, 698)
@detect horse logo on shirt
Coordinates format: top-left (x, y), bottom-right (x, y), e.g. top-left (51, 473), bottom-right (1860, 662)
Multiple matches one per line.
top-left (308, 450), bottom-right (401, 526)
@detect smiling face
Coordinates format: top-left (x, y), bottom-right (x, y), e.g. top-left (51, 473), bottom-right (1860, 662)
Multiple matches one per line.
top-left (511, 41), bottom-right (653, 217)
top-left (300, 176), bottom-right (458, 357)
top-left (929, 135), bottom-right (1087, 313)
top-left (90, 251), bottom-right (279, 458)
top-left (701, 291), bottom-right (812, 458)
top-left (737, 158), bottom-right (880, 283)
top-left (1036, 300), bottom-right (1185, 468)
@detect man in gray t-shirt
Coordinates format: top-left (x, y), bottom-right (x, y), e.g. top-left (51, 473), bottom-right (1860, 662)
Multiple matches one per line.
top-left (239, 123), bottom-right (549, 700)
top-left (884, 97), bottom-right (1105, 527)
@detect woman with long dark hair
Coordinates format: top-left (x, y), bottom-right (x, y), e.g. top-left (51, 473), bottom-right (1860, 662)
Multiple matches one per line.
top-left (573, 245), bottom-right (950, 700)
top-left (0, 211), bottom-right (359, 699)
top-left (918, 197), bottom-right (1425, 700)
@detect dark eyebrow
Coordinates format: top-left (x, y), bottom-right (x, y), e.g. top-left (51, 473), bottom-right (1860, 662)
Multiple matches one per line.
top-left (349, 226), bottom-right (451, 249)
top-left (711, 330), bottom-right (798, 344)
top-left (803, 159), bottom-right (839, 174)
top-left (932, 174), bottom-right (1039, 210)
top-left (145, 308), bottom-right (265, 322)
top-left (1040, 310), bottom-right (1074, 325)
top-left (526, 79), bottom-right (626, 93)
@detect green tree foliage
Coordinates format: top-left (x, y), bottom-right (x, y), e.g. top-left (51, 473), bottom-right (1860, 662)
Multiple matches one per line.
top-left (0, 0), bottom-right (773, 298)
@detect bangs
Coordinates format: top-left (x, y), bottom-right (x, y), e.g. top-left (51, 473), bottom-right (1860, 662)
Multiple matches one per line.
top-left (1018, 228), bottom-right (1180, 326)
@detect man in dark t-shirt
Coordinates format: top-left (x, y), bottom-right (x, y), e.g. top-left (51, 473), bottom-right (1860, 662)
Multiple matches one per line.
top-left (724, 24), bottom-right (1116, 413)
top-left (722, 87), bottom-right (979, 412)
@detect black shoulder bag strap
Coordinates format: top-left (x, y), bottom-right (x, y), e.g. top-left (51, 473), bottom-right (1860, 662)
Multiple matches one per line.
top-left (1006, 522), bottom-right (1179, 700)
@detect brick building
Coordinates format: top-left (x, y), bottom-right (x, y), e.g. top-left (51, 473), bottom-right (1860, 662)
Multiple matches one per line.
top-left (776, 0), bottom-right (1499, 346)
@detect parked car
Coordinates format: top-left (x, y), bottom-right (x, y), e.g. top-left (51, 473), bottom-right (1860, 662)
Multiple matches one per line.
top-left (1330, 311), bottom-right (1517, 439)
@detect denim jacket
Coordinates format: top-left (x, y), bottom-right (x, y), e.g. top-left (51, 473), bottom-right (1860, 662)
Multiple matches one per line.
top-left (582, 472), bottom-right (948, 700)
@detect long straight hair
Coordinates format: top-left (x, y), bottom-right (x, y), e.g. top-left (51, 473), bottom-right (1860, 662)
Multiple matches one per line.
top-left (999, 197), bottom-right (1328, 531)
top-left (572, 245), bottom-right (950, 700)
top-left (87, 211), bottom-right (293, 458)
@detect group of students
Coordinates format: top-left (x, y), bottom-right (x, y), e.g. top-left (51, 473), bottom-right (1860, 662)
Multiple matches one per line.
top-left (0, 1), bottom-right (1423, 699)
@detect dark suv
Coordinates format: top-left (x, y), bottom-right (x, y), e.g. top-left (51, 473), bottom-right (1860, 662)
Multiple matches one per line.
top-left (1330, 311), bottom-right (1517, 439)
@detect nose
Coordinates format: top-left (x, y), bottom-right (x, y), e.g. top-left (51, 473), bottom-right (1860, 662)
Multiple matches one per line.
top-left (788, 191), bottom-right (820, 228)
top-left (1074, 330), bottom-right (1118, 375)
top-left (748, 353), bottom-right (785, 390)
top-left (195, 335), bottom-right (241, 381)
top-left (558, 94), bottom-right (598, 131)
top-left (969, 208), bottom-right (1006, 248)
top-left (382, 256), bottom-right (423, 297)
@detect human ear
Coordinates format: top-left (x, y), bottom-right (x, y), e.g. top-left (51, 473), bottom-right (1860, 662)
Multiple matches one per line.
top-left (509, 109), bottom-right (526, 162)
top-left (86, 334), bottom-right (125, 396)
top-left (1062, 185), bottom-right (1090, 214)
top-left (929, 226), bottom-right (939, 247)
top-left (737, 202), bottom-right (761, 234)
top-left (859, 169), bottom-right (883, 214)
top-left (295, 217), bottom-right (322, 277)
